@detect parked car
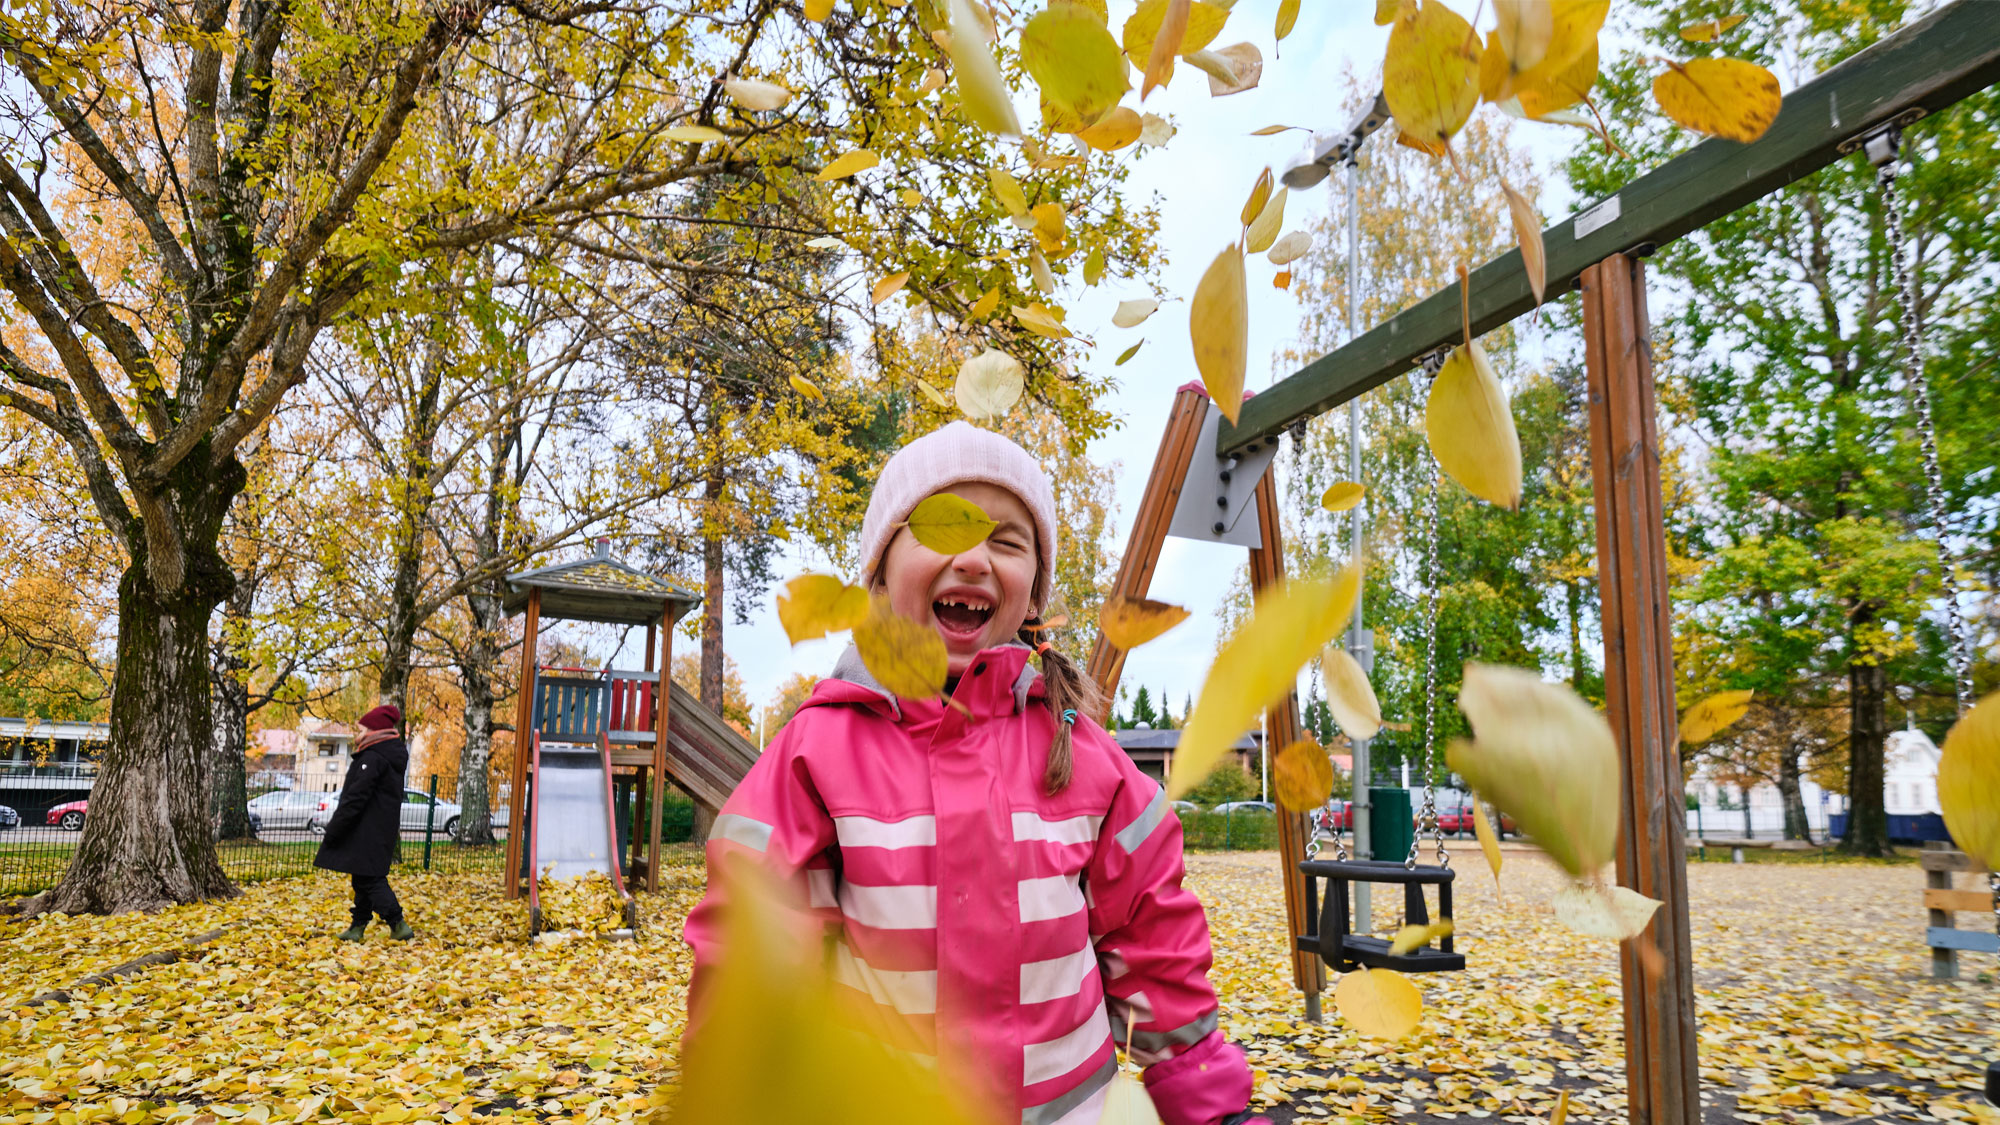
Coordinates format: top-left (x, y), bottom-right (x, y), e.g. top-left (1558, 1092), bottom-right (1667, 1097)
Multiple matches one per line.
top-left (1311, 799), bottom-right (1352, 834)
top-left (310, 788), bottom-right (473, 839)
top-left (1210, 800), bottom-right (1277, 815)
top-left (0, 803), bottom-right (18, 830)
top-left (1431, 799), bottom-right (1515, 837)
top-left (48, 799), bottom-right (88, 831)
top-left (247, 788), bottom-right (325, 830)
top-left (1170, 799), bottom-right (1201, 815)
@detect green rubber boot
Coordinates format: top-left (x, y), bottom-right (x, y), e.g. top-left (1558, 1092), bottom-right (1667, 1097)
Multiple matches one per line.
top-left (389, 920), bottom-right (416, 941)
top-left (337, 924), bottom-right (366, 942)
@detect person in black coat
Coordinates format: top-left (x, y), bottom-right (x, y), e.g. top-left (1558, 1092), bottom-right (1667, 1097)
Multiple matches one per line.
top-left (314, 704), bottom-right (415, 941)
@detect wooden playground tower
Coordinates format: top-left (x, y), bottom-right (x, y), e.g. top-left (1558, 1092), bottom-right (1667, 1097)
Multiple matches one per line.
top-left (501, 541), bottom-right (757, 905)
top-left (1086, 8), bottom-right (2000, 1124)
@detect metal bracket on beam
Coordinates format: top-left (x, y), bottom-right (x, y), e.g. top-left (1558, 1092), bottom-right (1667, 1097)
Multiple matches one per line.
top-left (1281, 91), bottom-right (1392, 189)
top-left (1839, 106), bottom-right (1927, 165)
top-left (1165, 398), bottom-right (1282, 547)
top-left (1416, 345), bottom-right (1453, 378)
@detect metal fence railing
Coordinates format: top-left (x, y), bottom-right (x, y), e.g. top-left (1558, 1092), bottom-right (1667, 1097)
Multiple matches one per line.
top-left (0, 769), bottom-right (699, 899)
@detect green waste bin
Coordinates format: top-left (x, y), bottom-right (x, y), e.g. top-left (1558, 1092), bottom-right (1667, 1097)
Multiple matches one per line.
top-left (1369, 786), bottom-right (1413, 862)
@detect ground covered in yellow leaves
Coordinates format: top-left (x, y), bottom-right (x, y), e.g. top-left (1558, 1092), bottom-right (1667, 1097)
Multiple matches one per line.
top-left (2, 846), bottom-right (1994, 1123)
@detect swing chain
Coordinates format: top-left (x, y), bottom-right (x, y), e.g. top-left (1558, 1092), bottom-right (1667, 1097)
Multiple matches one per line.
top-left (1409, 353), bottom-right (1448, 870)
top-left (1874, 136), bottom-right (1974, 716)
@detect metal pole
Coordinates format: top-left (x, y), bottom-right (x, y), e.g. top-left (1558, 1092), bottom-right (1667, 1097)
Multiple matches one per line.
top-left (422, 773), bottom-right (439, 870)
top-left (1342, 154), bottom-right (1374, 933)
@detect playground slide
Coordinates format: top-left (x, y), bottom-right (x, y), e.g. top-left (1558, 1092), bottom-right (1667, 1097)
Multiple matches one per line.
top-left (526, 733), bottom-right (639, 937)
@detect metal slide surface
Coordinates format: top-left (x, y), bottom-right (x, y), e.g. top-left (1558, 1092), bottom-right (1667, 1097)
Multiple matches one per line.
top-left (533, 743), bottom-right (617, 881)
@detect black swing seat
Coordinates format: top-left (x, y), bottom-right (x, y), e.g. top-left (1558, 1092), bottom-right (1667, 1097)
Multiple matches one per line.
top-left (1296, 858), bottom-right (1465, 974)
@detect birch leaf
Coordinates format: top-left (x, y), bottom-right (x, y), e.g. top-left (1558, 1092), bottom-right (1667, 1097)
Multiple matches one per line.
top-left (1032, 202), bottom-right (1067, 251)
top-left (817, 149), bottom-right (879, 181)
top-left (946, 0), bottom-right (1021, 135)
top-left (1679, 689), bottom-right (1754, 744)
top-left (1678, 13), bottom-right (1746, 41)
top-left (1191, 42), bottom-right (1261, 96)
top-left (804, 236), bottom-right (846, 249)
top-left (803, 0), bottom-right (834, 20)
top-left (1139, 112), bottom-right (1176, 146)
top-left (1515, 36), bottom-right (1600, 117)
top-left (854, 596), bottom-right (949, 701)
top-left (723, 78), bottom-right (792, 111)
top-left (1273, 269), bottom-right (1291, 289)
top-left (1652, 57), bottom-right (1780, 143)
top-left (1084, 246), bottom-right (1108, 284)
top-left (1115, 339), bottom-right (1144, 365)
top-left (1335, 967), bottom-right (1422, 1040)
top-left (1375, 0), bottom-right (1411, 24)
top-left (1552, 881), bottom-right (1664, 941)
top-left (664, 125), bottom-right (729, 143)
top-left (1426, 341), bottom-right (1522, 508)
top-left (1244, 186), bottom-right (1286, 254)
top-left (1123, 0), bottom-right (1230, 88)
top-left (1321, 645), bottom-right (1381, 740)
top-left (1381, 0), bottom-right (1482, 156)
top-left (1112, 298), bottom-right (1159, 328)
top-left (1100, 1074), bottom-right (1163, 1125)
top-left (1022, 5), bottom-right (1129, 132)
top-left (1501, 177), bottom-right (1546, 305)
top-left (916, 378), bottom-right (953, 410)
top-left (1030, 249), bottom-right (1055, 293)
top-left (1491, 0), bottom-right (1553, 84)
top-left (1239, 167), bottom-right (1273, 226)
top-left (1939, 689), bottom-right (2000, 870)
top-left (871, 272), bottom-right (910, 305)
top-left (1167, 564), bottom-right (1360, 799)
top-left (1250, 124), bottom-right (1306, 135)
top-left (1387, 919), bottom-right (1454, 956)
top-left (1098, 595), bottom-right (1190, 650)
top-left (776, 574), bottom-right (869, 645)
top-left (789, 374), bottom-right (824, 402)
top-left (1275, 0), bottom-right (1300, 41)
top-left (1266, 229), bottom-right (1312, 265)
top-left (1078, 105), bottom-right (1143, 151)
top-left (968, 287), bottom-right (1000, 319)
top-left (905, 493), bottom-right (998, 556)
top-left (1141, 0), bottom-right (1190, 99)
top-left (1551, 1092), bottom-right (1571, 1125)
top-left (1189, 244), bottom-right (1247, 424)
top-left (1491, 0), bottom-right (1607, 104)
top-left (1472, 796), bottom-right (1504, 889)
top-left (918, 67), bottom-right (947, 96)
top-left (988, 166), bottom-right (1030, 219)
top-left (1014, 303), bottom-right (1070, 338)
top-left (1273, 738), bottom-right (1334, 813)
top-left (954, 349), bottom-right (1024, 420)
top-left (1320, 481), bottom-right (1365, 512)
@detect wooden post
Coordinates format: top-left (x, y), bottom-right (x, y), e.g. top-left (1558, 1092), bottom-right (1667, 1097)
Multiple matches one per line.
top-left (504, 588), bottom-right (542, 899)
top-left (650, 602), bottom-right (672, 893)
top-left (1925, 840), bottom-right (1959, 980)
top-left (1581, 254), bottom-right (1699, 1125)
top-left (1085, 384), bottom-right (1212, 719)
top-left (1247, 467), bottom-right (1328, 1007)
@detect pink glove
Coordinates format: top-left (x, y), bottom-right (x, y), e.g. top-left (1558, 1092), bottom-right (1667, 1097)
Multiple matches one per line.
top-left (1141, 1033), bottom-right (1255, 1125)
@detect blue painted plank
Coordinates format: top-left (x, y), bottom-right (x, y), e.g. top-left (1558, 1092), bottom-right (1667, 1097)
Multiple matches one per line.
top-left (1927, 926), bottom-right (2000, 953)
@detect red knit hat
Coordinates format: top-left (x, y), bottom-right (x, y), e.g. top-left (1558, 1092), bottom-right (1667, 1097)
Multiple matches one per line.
top-left (359, 704), bottom-right (402, 731)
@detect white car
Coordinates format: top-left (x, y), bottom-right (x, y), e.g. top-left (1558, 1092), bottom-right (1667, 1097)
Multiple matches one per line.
top-left (246, 789), bottom-right (323, 830)
top-left (309, 789), bottom-right (509, 839)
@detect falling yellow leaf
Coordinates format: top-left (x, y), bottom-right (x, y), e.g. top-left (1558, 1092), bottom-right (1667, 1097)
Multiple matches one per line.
top-left (1491, 0), bottom-right (1607, 104)
top-left (1426, 341), bottom-right (1521, 508)
top-left (1653, 57), bottom-right (1781, 143)
top-left (918, 67), bottom-right (947, 96)
top-left (1552, 881), bottom-right (1664, 941)
top-left (776, 574), bottom-right (869, 645)
top-left (789, 373), bottom-right (825, 402)
top-left (1249, 123), bottom-right (1305, 135)
top-left (1939, 689), bottom-right (2000, 870)
top-left (1098, 595), bottom-right (1190, 650)
top-left (1275, 0), bottom-right (1300, 40)
top-left (664, 125), bottom-right (729, 143)
top-left (1084, 246), bottom-right (1108, 285)
top-left (1266, 229), bottom-right (1312, 265)
top-left (871, 271), bottom-right (910, 305)
top-left (1679, 688), bottom-right (1754, 744)
top-left (1030, 249), bottom-right (1055, 293)
top-left (1320, 481), bottom-right (1365, 512)
top-left (804, 235), bottom-right (845, 249)
top-left (1514, 36), bottom-right (1599, 117)
top-left (1139, 112), bottom-right (1176, 146)
top-left (1022, 5), bottom-right (1130, 133)
top-left (1448, 662), bottom-right (1619, 878)
top-left (899, 187), bottom-right (923, 207)
top-left (1550, 1091), bottom-right (1571, 1125)
top-left (1492, 0), bottom-right (1552, 76)
top-left (1334, 967), bottom-right (1422, 1040)
top-left (1239, 167), bottom-right (1273, 226)
top-left (1078, 105), bottom-right (1144, 151)
top-left (1013, 303), bottom-right (1070, 338)
top-left (905, 492), bottom-right (998, 555)
top-left (1501, 177), bottom-right (1546, 305)
top-left (1189, 244), bottom-right (1247, 424)
top-left (1141, 0), bottom-right (1190, 99)
top-left (1244, 186), bottom-right (1286, 254)
top-left (1273, 269), bottom-right (1291, 290)
top-left (803, 0), bottom-right (834, 20)
top-left (853, 596), bottom-right (950, 701)
top-left (1678, 13), bottom-right (1746, 41)
top-left (723, 78), bottom-right (792, 111)
top-left (1472, 795), bottom-right (1503, 889)
top-left (945, 0), bottom-right (1021, 135)
top-left (1189, 42), bottom-right (1261, 96)
top-left (954, 349), bottom-right (1024, 420)
top-left (1100, 1073), bottom-right (1163, 1125)
top-left (1381, 0), bottom-right (1482, 157)
top-left (1374, 0), bottom-right (1412, 25)
top-left (916, 378), bottom-right (953, 409)
top-left (817, 149), bottom-right (879, 181)
top-left (1112, 298), bottom-right (1159, 328)
top-left (1031, 202), bottom-right (1067, 251)
top-left (1387, 918), bottom-right (1454, 956)
top-left (1273, 738), bottom-right (1334, 813)
top-left (1321, 645), bottom-right (1380, 740)
top-left (1123, 0), bottom-right (1229, 93)
top-left (1115, 339), bottom-right (1144, 365)
top-left (968, 286), bottom-right (1000, 319)
top-left (1168, 564), bottom-right (1360, 799)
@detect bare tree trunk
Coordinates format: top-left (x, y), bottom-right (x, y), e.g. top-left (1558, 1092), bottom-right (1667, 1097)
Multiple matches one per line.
top-left (1841, 650), bottom-right (1891, 856)
top-left (209, 577), bottom-right (256, 841)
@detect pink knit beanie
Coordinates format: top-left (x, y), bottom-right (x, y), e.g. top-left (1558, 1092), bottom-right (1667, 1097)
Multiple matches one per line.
top-left (858, 422), bottom-right (1058, 608)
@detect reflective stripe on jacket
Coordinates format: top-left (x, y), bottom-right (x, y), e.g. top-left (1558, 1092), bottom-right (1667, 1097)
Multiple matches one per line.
top-left (682, 641), bottom-right (1251, 1125)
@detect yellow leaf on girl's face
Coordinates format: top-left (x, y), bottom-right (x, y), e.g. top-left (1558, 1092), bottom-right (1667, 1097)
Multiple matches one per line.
top-left (905, 493), bottom-right (998, 556)
top-left (1112, 298), bottom-right (1158, 328)
top-left (1321, 645), bottom-right (1380, 740)
top-left (817, 149), bottom-right (879, 180)
top-left (1275, 0), bottom-right (1299, 41)
top-left (1552, 880), bottom-right (1663, 941)
top-left (1021, 5), bottom-right (1130, 134)
top-left (1939, 690), bottom-right (2000, 870)
top-left (946, 0), bottom-right (1021, 135)
top-left (1472, 796), bottom-right (1503, 889)
top-left (665, 125), bottom-right (729, 143)
top-left (1501, 177), bottom-right (1546, 305)
top-left (1679, 689), bottom-right (1754, 744)
top-left (872, 272), bottom-right (910, 305)
top-left (1100, 1073), bottom-right (1163, 1125)
top-left (1267, 229), bottom-right (1312, 265)
top-left (1098, 595), bottom-right (1190, 650)
top-left (789, 374), bottom-right (825, 402)
top-left (1239, 167), bottom-right (1273, 226)
top-left (1387, 918), bottom-right (1453, 955)
top-left (854, 596), bottom-right (950, 701)
top-left (1189, 244), bottom-right (1248, 424)
top-left (1381, 0), bottom-right (1482, 157)
top-left (1273, 737), bottom-right (1335, 813)
top-left (1448, 663), bottom-right (1619, 878)
top-left (954, 349), bottom-right (1024, 420)
top-left (803, 0), bottom-right (834, 20)
top-left (1426, 341), bottom-right (1522, 508)
top-left (916, 378), bottom-right (953, 410)
top-left (1141, 0), bottom-right (1190, 99)
top-left (724, 78), bottom-right (792, 111)
top-left (1678, 13), bottom-right (1746, 41)
top-left (1115, 339), bottom-right (1144, 365)
top-left (1320, 481), bottom-right (1365, 512)
top-left (1244, 186), bottom-right (1286, 253)
top-left (776, 574), bottom-right (869, 645)
top-left (1334, 967), bottom-right (1422, 1040)
top-left (1168, 564), bottom-right (1360, 799)
top-left (1652, 57), bottom-right (1780, 143)
top-left (969, 286), bottom-right (1001, 319)
top-left (1079, 105), bottom-right (1144, 151)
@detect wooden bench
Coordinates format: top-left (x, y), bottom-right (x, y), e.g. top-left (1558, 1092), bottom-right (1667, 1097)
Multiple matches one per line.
top-left (1685, 836), bottom-right (1817, 862)
top-left (1923, 842), bottom-right (1997, 980)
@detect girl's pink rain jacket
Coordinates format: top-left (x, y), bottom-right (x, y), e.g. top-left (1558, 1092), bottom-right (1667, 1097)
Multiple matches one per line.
top-left (683, 641), bottom-right (1253, 1125)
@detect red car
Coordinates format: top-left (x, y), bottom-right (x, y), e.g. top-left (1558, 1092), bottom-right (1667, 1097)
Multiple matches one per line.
top-left (1433, 802), bottom-right (1515, 837)
top-left (48, 799), bottom-right (88, 831)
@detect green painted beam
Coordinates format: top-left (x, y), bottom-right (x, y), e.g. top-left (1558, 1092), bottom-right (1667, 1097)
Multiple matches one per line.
top-left (1219, 0), bottom-right (2000, 457)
